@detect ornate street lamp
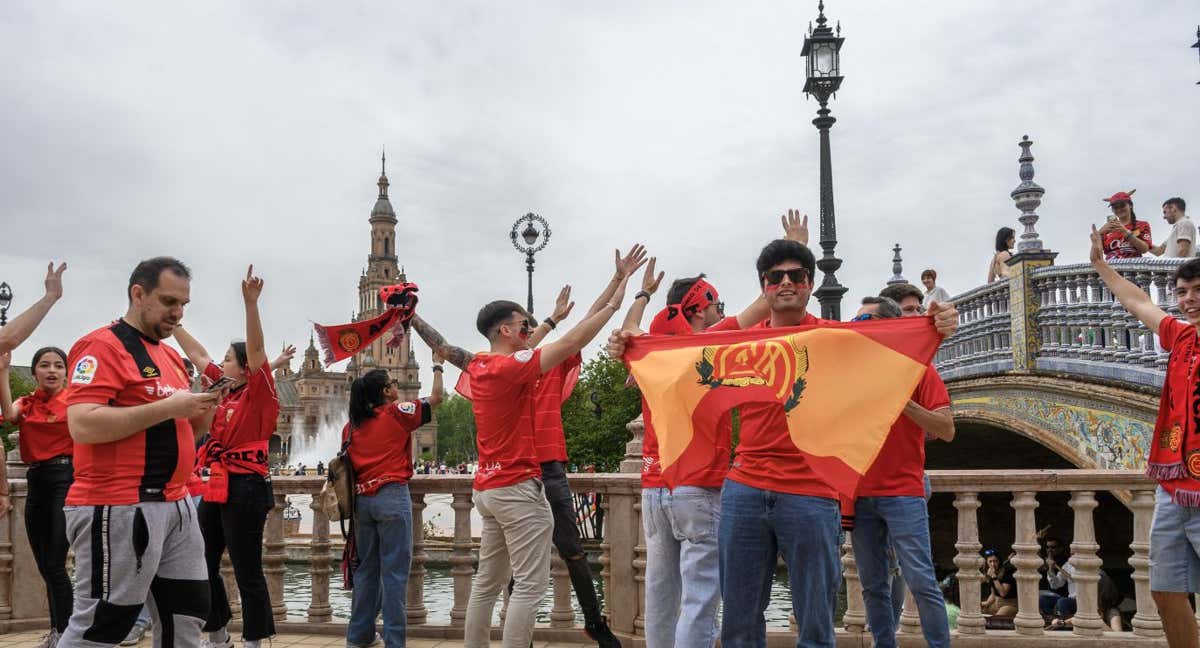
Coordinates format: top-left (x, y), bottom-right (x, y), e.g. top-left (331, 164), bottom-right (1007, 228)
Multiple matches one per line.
top-left (510, 213), bottom-right (551, 314)
top-left (802, 1), bottom-right (848, 320)
top-left (0, 282), bottom-right (11, 327)
top-left (590, 390), bottom-right (603, 420)
top-left (1193, 26), bottom-right (1199, 84)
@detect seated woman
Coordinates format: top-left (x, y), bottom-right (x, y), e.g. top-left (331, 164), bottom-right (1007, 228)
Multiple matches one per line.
top-left (980, 550), bottom-right (1018, 616)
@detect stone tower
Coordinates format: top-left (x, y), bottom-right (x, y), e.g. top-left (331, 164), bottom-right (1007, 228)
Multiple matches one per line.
top-left (353, 152), bottom-right (422, 399)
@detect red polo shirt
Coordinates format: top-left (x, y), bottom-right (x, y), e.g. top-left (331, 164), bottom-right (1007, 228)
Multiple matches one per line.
top-left (856, 366), bottom-right (950, 497)
top-left (11, 388), bottom-right (73, 464)
top-left (530, 352), bottom-right (582, 464)
top-left (467, 348), bottom-right (544, 491)
top-left (343, 400), bottom-right (431, 495)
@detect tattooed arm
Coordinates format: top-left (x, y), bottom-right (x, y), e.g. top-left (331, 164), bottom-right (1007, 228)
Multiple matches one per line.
top-left (410, 315), bottom-right (474, 371)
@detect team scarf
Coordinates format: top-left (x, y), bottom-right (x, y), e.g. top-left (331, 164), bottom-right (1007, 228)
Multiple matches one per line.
top-left (649, 279), bottom-right (719, 337)
top-left (1146, 321), bottom-right (1200, 505)
top-left (624, 316), bottom-right (940, 496)
top-left (314, 283), bottom-right (419, 365)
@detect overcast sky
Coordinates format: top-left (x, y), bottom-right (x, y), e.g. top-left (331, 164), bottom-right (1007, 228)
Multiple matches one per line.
top-left (1, 1), bottom-right (1197, 394)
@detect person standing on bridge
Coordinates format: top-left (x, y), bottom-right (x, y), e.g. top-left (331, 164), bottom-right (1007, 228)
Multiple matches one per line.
top-left (1090, 226), bottom-right (1200, 648)
top-left (1150, 197), bottom-right (1194, 259)
top-left (1099, 190), bottom-right (1153, 260)
top-left (987, 227), bottom-right (1016, 283)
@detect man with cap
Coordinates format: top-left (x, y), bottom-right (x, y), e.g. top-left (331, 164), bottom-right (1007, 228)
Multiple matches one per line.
top-left (1099, 190), bottom-right (1153, 259)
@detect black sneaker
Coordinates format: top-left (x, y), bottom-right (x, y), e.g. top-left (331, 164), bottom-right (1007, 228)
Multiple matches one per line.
top-left (584, 616), bottom-right (622, 648)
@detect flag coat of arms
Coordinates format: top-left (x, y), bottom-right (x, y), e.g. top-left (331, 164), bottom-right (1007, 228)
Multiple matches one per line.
top-left (624, 316), bottom-right (942, 497)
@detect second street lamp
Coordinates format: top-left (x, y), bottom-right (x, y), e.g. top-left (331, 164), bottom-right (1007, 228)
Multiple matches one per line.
top-left (0, 282), bottom-right (11, 327)
top-left (802, 0), bottom-right (848, 320)
top-left (510, 213), bottom-right (551, 315)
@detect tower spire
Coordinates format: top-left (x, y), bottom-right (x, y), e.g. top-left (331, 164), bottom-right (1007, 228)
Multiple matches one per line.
top-left (377, 147), bottom-right (389, 199)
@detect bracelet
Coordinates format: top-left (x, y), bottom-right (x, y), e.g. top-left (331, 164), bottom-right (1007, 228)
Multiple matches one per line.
top-left (543, 317), bottom-right (557, 330)
top-left (431, 365), bottom-right (444, 373)
top-left (635, 291), bottom-right (652, 301)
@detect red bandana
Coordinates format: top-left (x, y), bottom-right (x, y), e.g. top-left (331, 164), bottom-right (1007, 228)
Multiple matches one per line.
top-left (314, 283), bottom-right (419, 365)
top-left (650, 279), bottom-right (719, 336)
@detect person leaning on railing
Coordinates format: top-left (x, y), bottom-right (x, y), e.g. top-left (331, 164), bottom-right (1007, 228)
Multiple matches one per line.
top-left (1090, 223), bottom-right (1200, 648)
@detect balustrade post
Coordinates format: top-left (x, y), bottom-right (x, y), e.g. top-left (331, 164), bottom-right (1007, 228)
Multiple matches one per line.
top-left (449, 492), bottom-right (473, 627)
top-left (621, 415), bottom-right (645, 474)
top-left (265, 492), bottom-right (288, 621)
top-left (840, 532), bottom-right (866, 633)
top-left (633, 493), bottom-right (646, 637)
top-left (0, 481), bottom-right (11, 623)
top-left (307, 494), bottom-right (333, 623)
top-left (550, 548), bottom-right (574, 628)
top-left (408, 491), bottom-right (427, 625)
top-left (1130, 489), bottom-right (1164, 637)
top-left (221, 552), bottom-right (241, 620)
top-left (1067, 491), bottom-right (1105, 636)
top-left (953, 492), bottom-right (985, 635)
top-left (898, 587), bottom-right (920, 635)
top-left (604, 484), bottom-right (639, 636)
top-left (1010, 491), bottom-right (1044, 635)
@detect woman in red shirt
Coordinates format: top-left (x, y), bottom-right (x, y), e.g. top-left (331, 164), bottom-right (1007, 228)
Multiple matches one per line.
top-left (344, 363), bottom-right (442, 648)
top-left (173, 266), bottom-right (280, 648)
top-left (0, 346), bottom-right (74, 641)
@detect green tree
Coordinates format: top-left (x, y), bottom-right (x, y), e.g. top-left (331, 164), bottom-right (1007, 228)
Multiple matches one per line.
top-left (1, 369), bottom-right (34, 454)
top-left (562, 352), bottom-right (642, 472)
top-left (434, 394), bottom-right (477, 465)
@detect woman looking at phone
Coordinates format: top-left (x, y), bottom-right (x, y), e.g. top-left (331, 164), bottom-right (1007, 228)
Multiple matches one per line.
top-left (173, 265), bottom-right (279, 648)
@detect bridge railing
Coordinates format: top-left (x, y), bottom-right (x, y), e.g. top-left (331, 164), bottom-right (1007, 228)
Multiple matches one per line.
top-left (0, 471), bottom-right (1175, 644)
top-left (935, 280), bottom-right (1012, 380)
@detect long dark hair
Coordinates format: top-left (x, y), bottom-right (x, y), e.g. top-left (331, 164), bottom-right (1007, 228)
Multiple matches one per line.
top-left (31, 346), bottom-right (68, 369)
top-left (348, 369), bottom-right (390, 428)
top-left (230, 341), bottom-right (248, 369)
top-left (995, 227), bottom-right (1016, 252)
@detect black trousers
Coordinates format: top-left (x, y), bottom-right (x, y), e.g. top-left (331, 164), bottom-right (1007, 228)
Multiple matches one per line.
top-left (26, 461), bottom-right (74, 633)
top-left (198, 474), bottom-right (275, 640)
top-left (540, 460), bottom-right (603, 623)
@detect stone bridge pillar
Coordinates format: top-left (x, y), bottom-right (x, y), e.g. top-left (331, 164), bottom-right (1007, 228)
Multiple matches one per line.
top-left (1007, 250), bottom-right (1056, 371)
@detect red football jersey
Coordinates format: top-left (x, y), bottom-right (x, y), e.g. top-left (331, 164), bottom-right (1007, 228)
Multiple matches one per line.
top-left (530, 352), bottom-right (582, 464)
top-left (467, 349), bottom-right (544, 491)
top-left (344, 400), bottom-right (431, 495)
top-left (202, 360), bottom-right (280, 475)
top-left (1103, 220), bottom-right (1152, 260)
top-left (856, 366), bottom-right (950, 496)
top-left (12, 388), bottom-right (73, 464)
top-left (64, 320), bottom-right (196, 505)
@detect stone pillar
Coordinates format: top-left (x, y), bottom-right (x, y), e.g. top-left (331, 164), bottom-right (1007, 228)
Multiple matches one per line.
top-left (449, 492), bottom-right (473, 628)
top-left (840, 533), bottom-right (866, 633)
top-left (604, 484), bottom-right (638, 636)
top-left (1129, 489), bottom-right (1163, 637)
top-left (408, 491), bottom-right (427, 625)
top-left (1068, 491), bottom-right (1105, 636)
top-left (898, 587), bottom-right (920, 635)
top-left (0, 481), bottom-right (12, 623)
top-left (1007, 252), bottom-right (1057, 371)
top-left (307, 496), bottom-right (333, 623)
top-left (953, 492), bottom-right (985, 635)
top-left (620, 414), bottom-right (644, 474)
top-left (1010, 491), bottom-right (1044, 635)
top-left (265, 492), bottom-right (288, 621)
top-left (632, 494), bottom-right (646, 638)
top-left (549, 549), bottom-right (574, 628)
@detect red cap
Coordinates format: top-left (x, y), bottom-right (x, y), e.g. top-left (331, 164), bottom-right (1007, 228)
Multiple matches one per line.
top-left (1103, 189), bottom-right (1136, 204)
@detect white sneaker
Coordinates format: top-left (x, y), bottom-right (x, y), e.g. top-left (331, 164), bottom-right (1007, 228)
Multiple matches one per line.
top-left (346, 633), bottom-right (380, 648)
top-left (121, 620), bottom-right (152, 646)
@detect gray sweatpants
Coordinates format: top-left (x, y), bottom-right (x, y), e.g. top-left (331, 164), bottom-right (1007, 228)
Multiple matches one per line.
top-left (61, 498), bottom-right (209, 647)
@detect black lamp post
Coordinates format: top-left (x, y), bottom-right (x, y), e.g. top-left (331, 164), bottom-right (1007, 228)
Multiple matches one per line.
top-left (0, 282), bottom-right (11, 327)
top-left (801, 1), bottom-right (848, 320)
top-left (1193, 26), bottom-right (1199, 84)
top-left (510, 213), bottom-right (551, 315)
top-left (590, 391), bottom-right (602, 420)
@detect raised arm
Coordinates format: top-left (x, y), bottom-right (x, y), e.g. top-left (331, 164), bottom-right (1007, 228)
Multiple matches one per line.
top-left (0, 262), bottom-right (65, 355)
top-left (620, 257), bottom-right (664, 332)
top-left (242, 265), bottom-right (268, 370)
top-left (68, 390), bottom-right (219, 445)
top-left (782, 209), bottom-right (809, 245)
top-left (427, 351), bottom-right (445, 408)
top-left (271, 344), bottom-right (297, 371)
top-left (540, 249), bottom-right (640, 373)
top-left (0, 351), bottom-right (20, 423)
top-left (410, 315), bottom-right (474, 371)
top-left (528, 285), bottom-right (575, 347)
top-left (1090, 225), bottom-right (1169, 332)
top-left (172, 326), bottom-right (213, 375)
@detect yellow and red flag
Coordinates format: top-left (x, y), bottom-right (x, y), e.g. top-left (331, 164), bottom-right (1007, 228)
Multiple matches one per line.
top-left (624, 316), bottom-right (941, 497)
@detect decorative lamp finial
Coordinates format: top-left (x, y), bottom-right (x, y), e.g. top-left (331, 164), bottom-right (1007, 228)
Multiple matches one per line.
top-left (887, 243), bottom-right (907, 285)
top-left (1011, 135), bottom-right (1046, 253)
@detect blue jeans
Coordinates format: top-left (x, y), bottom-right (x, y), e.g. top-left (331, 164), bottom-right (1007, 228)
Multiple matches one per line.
top-left (719, 479), bottom-right (840, 648)
top-left (348, 482), bottom-right (413, 647)
top-left (851, 496), bottom-right (950, 648)
top-left (642, 486), bottom-right (721, 648)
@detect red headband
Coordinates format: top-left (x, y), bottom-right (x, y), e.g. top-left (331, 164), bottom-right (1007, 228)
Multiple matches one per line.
top-left (649, 279), bottom-right (719, 336)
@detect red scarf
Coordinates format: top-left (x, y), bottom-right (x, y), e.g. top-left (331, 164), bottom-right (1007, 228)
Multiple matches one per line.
top-left (1147, 321), bottom-right (1200, 505)
top-left (314, 283), bottom-right (419, 365)
top-left (650, 279), bottom-right (719, 336)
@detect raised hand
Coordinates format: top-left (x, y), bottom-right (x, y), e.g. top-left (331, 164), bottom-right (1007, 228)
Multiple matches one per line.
top-left (551, 285), bottom-right (576, 323)
top-left (642, 257), bottom-right (665, 294)
top-left (242, 264), bottom-right (264, 303)
top-left (782, 210), bottom-right (809, 245)
top-left (615, 244), bottom-right (649, 279)
top-left (271, 344), bottom-right (297, 371)
top-left (1089, 225), bottom-right (1106, 266)
top-left (44, 262), bottom-right (67, 300)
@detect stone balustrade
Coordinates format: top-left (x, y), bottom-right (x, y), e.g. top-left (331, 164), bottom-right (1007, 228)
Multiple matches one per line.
top-left (0, 470), bottom-right (1177, 645)
top-left (935, 280), bottom-right (1013, 380)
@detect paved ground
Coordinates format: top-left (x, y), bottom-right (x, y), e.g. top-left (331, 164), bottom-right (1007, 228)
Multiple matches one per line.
top-left (0, 630), bottom-right (593, 647)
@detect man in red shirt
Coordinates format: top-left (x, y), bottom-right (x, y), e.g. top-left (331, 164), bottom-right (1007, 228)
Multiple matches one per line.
top-left (1088, 227), bottom-right (1200, 648)
top-left (61, 257), bottom-right (220, 648)
top-left (849, 295), bottom-right (954, 648)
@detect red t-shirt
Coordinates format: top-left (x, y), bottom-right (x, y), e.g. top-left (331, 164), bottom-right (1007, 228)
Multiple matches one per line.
top-left (64, 320), bottom-right (196, 505)
top-left (641, 316), bottom-right (741, 489)
top-left (467, 348), bottom-right (544, 491)
top-left (12, 388), bottom-right (73, 464)
top-left (726, 314), bottom-right (837, 499)
top-left (856, 366), bottom-right (950, 497)
top-left (531, 352), bottom-right (582, 464)
top-left (343, 400), bottom-right (431, 496)
top-left (1103, 220), bottom-right (1152, 260)
top-left (201, 361), bottom-right (280, 475)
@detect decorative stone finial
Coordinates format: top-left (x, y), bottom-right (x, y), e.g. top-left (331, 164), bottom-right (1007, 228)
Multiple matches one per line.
top-left (1011, 135), bottom-right (1046, 253)
top-left (887, 243), bottom-right (907, 285)
top-left (378, 148), bottom-right (389, 199)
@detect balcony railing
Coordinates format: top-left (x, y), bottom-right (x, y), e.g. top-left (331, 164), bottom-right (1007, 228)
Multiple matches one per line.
top-left (0, 471), bottom-right (1177, 645)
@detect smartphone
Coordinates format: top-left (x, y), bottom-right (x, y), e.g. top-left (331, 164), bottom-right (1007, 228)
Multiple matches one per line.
top-left (205, 376), bottom-right (234, 393)
top-left (1106, 214), bottom-right (1118, 223)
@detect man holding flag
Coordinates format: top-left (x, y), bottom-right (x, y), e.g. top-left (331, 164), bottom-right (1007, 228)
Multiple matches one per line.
top-left (610, 238), bottom-right (957, 647)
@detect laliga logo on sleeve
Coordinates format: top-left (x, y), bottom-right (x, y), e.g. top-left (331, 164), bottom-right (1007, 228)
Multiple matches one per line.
top-left (399, 402), bottom-right (417, 415)
top-left (71, 356), bottom-right (98, 385)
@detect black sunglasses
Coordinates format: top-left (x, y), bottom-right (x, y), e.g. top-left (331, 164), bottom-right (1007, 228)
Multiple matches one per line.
top-left (851, 313), bottom-right (879, 322)
top-left (762, 268), bottom-right (810, 285)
